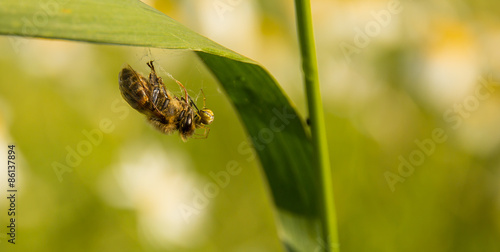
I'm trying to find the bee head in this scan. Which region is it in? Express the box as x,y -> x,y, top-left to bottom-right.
199,109 -> 214,125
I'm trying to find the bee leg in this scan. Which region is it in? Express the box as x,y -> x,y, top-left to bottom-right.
146,61 -> 155,71
150,85 -> 170,111
151,86 -> 159,105
160,91 -> 170,110
187,95 -> 200,112
157,80 -> 170,110
187,89 -> 206,113
147,61 -> 168,110
148,64 -> 159,89
147,61 -> 163,97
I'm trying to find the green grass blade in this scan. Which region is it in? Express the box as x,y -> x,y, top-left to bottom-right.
0,0 -> 249,63
197,51 -> 322,251
0,0 -> 324,250
294,0 -> 339,251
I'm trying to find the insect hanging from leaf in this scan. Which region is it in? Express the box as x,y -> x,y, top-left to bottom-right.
119,61 -> 214,141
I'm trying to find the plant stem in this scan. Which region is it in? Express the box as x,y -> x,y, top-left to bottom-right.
293,0 -> 339,251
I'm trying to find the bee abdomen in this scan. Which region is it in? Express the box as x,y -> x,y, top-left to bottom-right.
148,116 -> 177,135
119,66 -> 151,114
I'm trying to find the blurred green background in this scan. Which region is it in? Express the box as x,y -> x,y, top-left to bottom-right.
1,0 -> 500,251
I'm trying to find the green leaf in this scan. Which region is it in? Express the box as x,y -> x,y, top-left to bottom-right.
0,0 -> 322,250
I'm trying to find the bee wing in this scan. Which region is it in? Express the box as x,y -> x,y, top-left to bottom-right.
120,63 -> 182,124
119,65 -> 162,117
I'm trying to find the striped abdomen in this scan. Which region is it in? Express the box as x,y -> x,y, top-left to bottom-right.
119,65 -> 152,114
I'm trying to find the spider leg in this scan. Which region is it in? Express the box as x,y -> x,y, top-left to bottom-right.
200,89 -> 207,108
173,79 -> 189,103
192,126 -> 210,139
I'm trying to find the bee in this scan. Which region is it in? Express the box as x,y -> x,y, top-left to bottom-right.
118,61 -> 214,141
